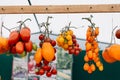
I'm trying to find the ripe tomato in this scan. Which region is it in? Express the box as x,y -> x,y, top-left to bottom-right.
39,34 -> 45,40
47,66 -> 51,71
39,69 -> 45,75
72,35 -> 76,39
74,50 -> 80,56
20,27 -> 30,42
15,41 -> 24,54
115,29 -> 120,39
68,46 -> 72,51
35,71 -> 39,75
51,69 -> 57,75
69,49 -> 75,54
43,60 -> 49,65
43,65 -> 51,71
24,40 -> 33,52
50,40 -> 56,46
8,31 -> 20,46
72,39 -> 77,44
44,37 -> 51,42
36,62 -> 42,67
43,65 -> 49,71
74,46 -> 79,50
10,46 -> 16,54
46,72 -> 52,77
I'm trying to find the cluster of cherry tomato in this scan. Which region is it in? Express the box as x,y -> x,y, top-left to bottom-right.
56,29 -> 82,55
35,34 -> 57,77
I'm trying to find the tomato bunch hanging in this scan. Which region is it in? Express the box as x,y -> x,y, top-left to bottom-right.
83,15 -> 104,74
34,16 -> 57,77
56,23 -> 82,55
102,26 -> 120,63
8,19 -> 33,57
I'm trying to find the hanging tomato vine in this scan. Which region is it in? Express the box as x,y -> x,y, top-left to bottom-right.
0,18 -> 36,57
102,26 -> 120,63
34,16 -> 57,77
56,22 -> 82,55
82,15 -> 104,74
6,18 -> 34,57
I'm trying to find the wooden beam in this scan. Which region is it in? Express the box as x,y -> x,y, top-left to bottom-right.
0,4 -> 120,14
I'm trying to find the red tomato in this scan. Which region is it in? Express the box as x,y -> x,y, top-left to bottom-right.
46,72 -> 52,77
52,56 -> 56,61
43,60 -> 49,65
10,46 -> 16,54
20,27 -> 31,42
8,31 -> 20,46
115,29 -> 120,39
39,69 -> 45,75
74,50 -> 80,56
51,69 -> 57,75
50,40 -> 56,46
15,41 -> 24,54
39,34 -> 45,40
43,65 -> 49,71
24,40 -> 33,52
47,66 -> 51,71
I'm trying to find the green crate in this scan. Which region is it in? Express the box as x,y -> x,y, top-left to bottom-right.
72,50 -> 120,80
0,54 -> 13,80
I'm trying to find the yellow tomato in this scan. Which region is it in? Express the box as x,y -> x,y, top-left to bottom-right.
66,34 -> 72,41
83,63 -> 89,71
68,40 -> 73,46
67,30 -> 73,35
58,37 -> 64,44
87,50 -> 93,59
96,61 -> 102,67
63,43 -> 69,49
99,65 -> 104,71
90,64 -> 96,71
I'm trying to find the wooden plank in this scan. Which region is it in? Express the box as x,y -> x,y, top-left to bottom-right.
0,4 -> 120,14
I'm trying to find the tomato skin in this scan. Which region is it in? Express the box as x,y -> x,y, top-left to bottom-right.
8,31 -> 20,46
50,40 -> 56,46
44,37 -> 51,42
39,69 -> 45,75
15,41 -> 24,54
39,34 -> 45,40
43,60 -> 49,65
43,65 -> 49,71
52,56 -> 56,61
20,27 -> 31,42
24,40 -> 33,52
10,46 -> 16,54
51,69 -> 57,75
46,72 -> 52,77
115,29 -> 120,39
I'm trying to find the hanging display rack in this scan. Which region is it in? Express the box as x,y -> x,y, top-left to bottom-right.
0,4 -> 120,14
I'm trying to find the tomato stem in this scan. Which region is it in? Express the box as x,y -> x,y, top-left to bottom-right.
0,22 -> 11,36
110,26 -> 118,45
82,15 -> 96,29
18,18 -> 31,30
39,16 -> 53,38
